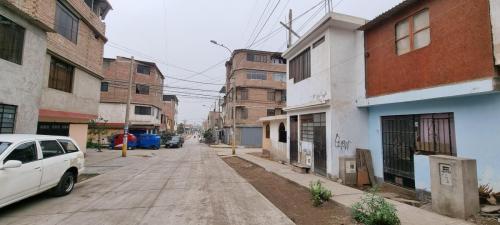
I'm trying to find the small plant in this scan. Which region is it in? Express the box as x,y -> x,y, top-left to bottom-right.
352,188 -> 400,225
309,180 -> 332,207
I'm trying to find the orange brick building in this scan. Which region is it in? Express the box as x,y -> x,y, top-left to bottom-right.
221,49 -> 287,147
99,57 -> 165,135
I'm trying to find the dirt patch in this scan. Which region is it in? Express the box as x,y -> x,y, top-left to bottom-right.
222,156 -> 356,225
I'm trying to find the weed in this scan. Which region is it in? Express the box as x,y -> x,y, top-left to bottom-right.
352,188 -> 400,225
310,180 -> 332,207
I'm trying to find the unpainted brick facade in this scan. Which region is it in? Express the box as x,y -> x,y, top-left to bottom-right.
101,57 -> 165,111
364,0 -> 497,97
2,0 -> 108,76
223,50 -> 287,128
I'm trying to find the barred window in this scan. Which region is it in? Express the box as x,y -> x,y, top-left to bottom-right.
49,57 -> 74,93
0,104 -> 16,134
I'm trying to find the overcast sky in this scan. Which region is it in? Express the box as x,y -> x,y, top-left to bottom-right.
103,0 -> 403,125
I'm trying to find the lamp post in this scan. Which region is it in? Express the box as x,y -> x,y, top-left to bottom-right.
210,40 -> 235,155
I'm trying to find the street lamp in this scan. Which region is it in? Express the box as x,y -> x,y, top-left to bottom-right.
210,40 -> 232,55
210,40 -> 235,155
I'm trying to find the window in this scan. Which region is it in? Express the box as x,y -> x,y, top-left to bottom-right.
289,48 -> 311,83
40,140 -> 65,158
278,123 -> 286,143
55,1 -> 79,43
100,82 -> 109,92
0,142 -> 12,156
396,9 -> 430,55
58,139 -> 79,153
137,64 -> 151,75
0,104 -> 16,134
247,70 -> 267,80
265,124 -> 270,138
0,15 -> 25,64
136,84 -> 149,95
135,106 -> 152,115
247,53 -> 267,63
49,57 -> 74,93
271,56 -> 286,64
313,36 -> 325,48
272,73 -> 286,82
239,108 -> 248,119
267,109 -> 275,117
240,88 -> 249,100
280,90 -> 287,102
4,142 -> 37,164
267,90 -> 275,101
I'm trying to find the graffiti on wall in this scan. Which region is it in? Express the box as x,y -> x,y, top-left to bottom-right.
335,133 -> 352,152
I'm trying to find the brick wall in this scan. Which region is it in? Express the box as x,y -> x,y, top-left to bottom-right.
101,58 -> 165,110
3,0 -> 108,76
223,50 -> 287,128
364,0 -> 496,97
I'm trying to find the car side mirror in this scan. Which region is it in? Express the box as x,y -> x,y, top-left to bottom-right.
2,160 -> 22,169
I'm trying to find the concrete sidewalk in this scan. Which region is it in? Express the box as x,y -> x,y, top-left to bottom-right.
215,148 -> 472,225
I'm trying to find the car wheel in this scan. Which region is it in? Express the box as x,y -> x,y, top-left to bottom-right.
50,171 -> 76,197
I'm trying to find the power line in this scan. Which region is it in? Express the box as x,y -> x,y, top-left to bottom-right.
249,0 -> 282,47
246,0 -> 273,47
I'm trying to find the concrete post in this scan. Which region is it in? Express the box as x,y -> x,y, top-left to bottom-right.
429,155 -> 479,219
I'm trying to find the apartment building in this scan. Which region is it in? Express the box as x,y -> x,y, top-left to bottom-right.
283,13 -> 368,178
99,57 -> 165,136
358,0 -> 500,193
0,2 -> 49,134
161,94 -> 178,133
221,49 -> 287,147
0,0 -> 112,153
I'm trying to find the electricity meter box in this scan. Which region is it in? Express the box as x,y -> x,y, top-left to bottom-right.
429,155 -> 479,219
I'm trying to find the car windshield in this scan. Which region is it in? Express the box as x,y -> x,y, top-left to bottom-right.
0,142 -> 12,155
171,136 -> 180,141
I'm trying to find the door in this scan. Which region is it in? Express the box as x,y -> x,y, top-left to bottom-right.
240,127 -> 262,147
289,116 -> 298,163
301,113 -> 327,176
381,113 -> 455,189
37,123 -> 70,136
0,142 -> 42,206
39,140 -> 69,189
313,117 -> 327,176
382,116 -> 416,189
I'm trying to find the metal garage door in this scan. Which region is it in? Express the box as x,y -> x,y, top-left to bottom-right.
240,127 -> 262,147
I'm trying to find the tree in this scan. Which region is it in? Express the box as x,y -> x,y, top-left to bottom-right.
177,123 -> 185,134
88,117 -> 109,152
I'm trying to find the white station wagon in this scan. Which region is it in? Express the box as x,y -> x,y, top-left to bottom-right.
0,134 -> 85,208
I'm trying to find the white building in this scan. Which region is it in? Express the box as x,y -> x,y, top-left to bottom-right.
283,13 -> 368,178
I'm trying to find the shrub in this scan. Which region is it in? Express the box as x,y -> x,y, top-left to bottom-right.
352,189 -> 400,225
310,180 -> 332,207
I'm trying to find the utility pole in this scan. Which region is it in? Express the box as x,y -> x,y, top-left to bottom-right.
288,9 -> 292,47
122,56 -> 134,157
280,10 -> 300,47
232,77 -> 236,155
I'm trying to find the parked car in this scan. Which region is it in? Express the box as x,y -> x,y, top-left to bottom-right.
0,134 -> 85,208
166,136 -> 183,148
137,134 -> 161,149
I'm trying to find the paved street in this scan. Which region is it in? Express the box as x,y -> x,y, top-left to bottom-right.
0,139 -> 293,225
